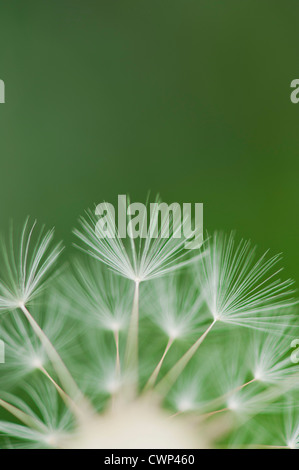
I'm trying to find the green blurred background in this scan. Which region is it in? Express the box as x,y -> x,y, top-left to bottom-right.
0,1 -> 298,282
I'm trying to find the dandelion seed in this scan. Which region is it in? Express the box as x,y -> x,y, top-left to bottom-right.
0,219 -> 63,310
0,221 -> 87,410
74,197 -> 203,392
197,233 -> 296,330
63,258 -> 133,333
250,327 -> 297,383
0,301 -> 76,388
144,274 -> 204,341
168,373 -> 210,415
154,234 -> 296,396
155,320 -> 216,397
283,405 -> 299,449
74,197 -> 200,284
143,274 -> 204,390
0,380 -> 74,448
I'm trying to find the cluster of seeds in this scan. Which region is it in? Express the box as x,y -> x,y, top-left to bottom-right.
0,203 -> 298,448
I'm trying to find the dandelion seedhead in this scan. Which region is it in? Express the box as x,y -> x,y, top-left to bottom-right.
0,204 -> 298,449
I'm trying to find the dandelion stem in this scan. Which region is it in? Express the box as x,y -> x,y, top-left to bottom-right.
144,337 -> 174,391
200,407 -> 229,419
39,366 -> 86,422
114,330 -> 121,376
217,378 -> 257,406
19,304 -> 88,411
155,320 -> 216,397
199,378 -> 257,415
236,378 -> 256,391
124,281 -> 140,392
0,398 -> 45,432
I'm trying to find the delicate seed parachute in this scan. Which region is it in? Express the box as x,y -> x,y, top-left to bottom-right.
0,219 -> 63,310
0,207 -> 298,449
197,233 -> 296,330
73,197 -> 202,283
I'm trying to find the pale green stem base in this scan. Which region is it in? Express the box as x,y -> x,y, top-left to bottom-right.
124,281 -> 140,396
155,320 -> 216,397
144,337 -> 174,392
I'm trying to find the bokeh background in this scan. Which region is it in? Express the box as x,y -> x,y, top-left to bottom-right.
0,1 -> 298,283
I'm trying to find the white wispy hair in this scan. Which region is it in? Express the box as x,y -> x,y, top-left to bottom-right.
63,258 -> 133,332
199,334 -> 257,413
284,409 -> 299,449
213,377 -> 296,422
144,273 -> 204,340
0,299 -> 78,388
72,331 -> 131,401
197,232 -> 296,331
0,220 -> 86,417
250,327 -> 297,384
73,197 -> 204,384
73,198 -> 201,283
226,398 -> 299,449
0,380 -> 73,448
0,220 -> 63,310
167,364 -> 216,414
0,312 -> 46,384
163,332 -> 298,423
154,235 -> 297,397
221,373 -> 298,419
162,331 -> 295,419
